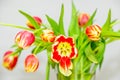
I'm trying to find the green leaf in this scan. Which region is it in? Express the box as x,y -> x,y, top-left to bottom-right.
0,22 -> 32,31
110,19 -> 120,27
19,10 -> 40,29
46,15 -> 60,35
85,43 -> 98,64
106,37 -> 120,44
102,9 -> 111,31
11,44 -> 18,48
68,2 -> 80,40
85,9 -> 97,26
93,40 -> 105,68
59,4 -> 65,35
84,73 -> 92,80
102,31 -> 120,38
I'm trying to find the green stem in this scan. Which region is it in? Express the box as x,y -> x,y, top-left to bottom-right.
77,39 -> 90,62
33,28 -> 45,34
80,56 -> 84,80
91,64 -> 98,74
12,48 -> 23,56
83,63 -> 91,72
73,60 -> 78,80
46,61 -> 50,80
73,35 -> 90,80
41,23 -> 49,28
33,43 -> 42,55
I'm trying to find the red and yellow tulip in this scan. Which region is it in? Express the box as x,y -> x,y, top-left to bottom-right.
26,16 -> 42,29
51,35 -> 78,76
15,31 -> 35,49
41,29 -> 55,42
24,54 -> 39,72
86,25 -> 101,41
2,50 -> 18,70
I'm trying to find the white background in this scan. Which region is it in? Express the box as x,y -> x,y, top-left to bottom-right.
0,0 -> 120,80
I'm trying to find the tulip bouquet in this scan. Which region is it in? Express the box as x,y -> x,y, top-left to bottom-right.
0,2 -> 120,80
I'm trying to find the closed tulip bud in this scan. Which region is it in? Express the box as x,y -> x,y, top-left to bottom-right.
2,50 -> 18,70
15,31 -> 35,49
26,16 -> 42,29
41,29 -> 55,42
78,13 -> 90,27
86,25 -> 101,41
24,54 -> 39,72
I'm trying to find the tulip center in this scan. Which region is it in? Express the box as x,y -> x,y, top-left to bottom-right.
57,42 -> 72,57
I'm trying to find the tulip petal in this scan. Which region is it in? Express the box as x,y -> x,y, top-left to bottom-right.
70,47 -> 78,59
59,57 -> 73,76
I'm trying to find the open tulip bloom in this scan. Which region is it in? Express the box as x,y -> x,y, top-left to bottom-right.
0,2 -> 120,80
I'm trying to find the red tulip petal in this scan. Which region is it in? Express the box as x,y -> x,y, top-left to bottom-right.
59,57 -> 73,76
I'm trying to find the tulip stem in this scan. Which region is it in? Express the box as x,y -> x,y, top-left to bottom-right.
46,61 -> 50,80
41,23 -> 49,28
12,48 -> 23,56
33,28 -> 45,34
33,43 -> 42,55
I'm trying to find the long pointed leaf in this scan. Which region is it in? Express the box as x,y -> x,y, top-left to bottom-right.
110,19 -> 120,27
86,9 -> 97,26
68,2 -> 80,40
19,10 -> 40,29
102,31 -> 120,38
46,15 -> 60,35
0,22 -> 32,31
102,9 -> 111,31
59,4 -> 65,35
85,43 -> 98,64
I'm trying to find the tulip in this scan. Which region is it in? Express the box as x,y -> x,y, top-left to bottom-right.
86,25 -> 101,41
26,16 -> 42,29
41,29 -> 55,42
15,31 -> 35,49
78,13 -> 90,26
2,50 -> 18,70
51,35 -> 78,76
24,54 -> 39,72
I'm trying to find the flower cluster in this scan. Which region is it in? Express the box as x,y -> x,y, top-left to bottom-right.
0,2 -> 120,80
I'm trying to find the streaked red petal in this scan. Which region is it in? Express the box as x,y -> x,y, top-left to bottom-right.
51,51 -> 61,63
59,57 -> 73,76
66,37 -> 74,46
70,47 -> 78,59
56,35 -> 66,42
